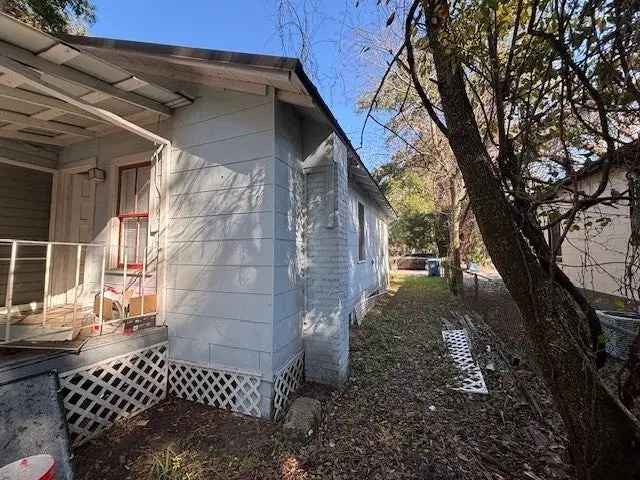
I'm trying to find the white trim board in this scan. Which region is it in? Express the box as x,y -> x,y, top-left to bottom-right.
0,155 -> 57,173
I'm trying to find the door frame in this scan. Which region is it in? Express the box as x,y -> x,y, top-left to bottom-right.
48,159 -> 97,305
48,157 -> 96,242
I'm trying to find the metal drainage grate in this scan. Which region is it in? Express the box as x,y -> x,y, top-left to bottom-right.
442,329 -> 488,394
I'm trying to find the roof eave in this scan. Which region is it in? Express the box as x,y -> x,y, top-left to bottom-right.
61,34 -> 396,217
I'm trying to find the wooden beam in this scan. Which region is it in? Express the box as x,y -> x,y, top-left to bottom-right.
0,129 -> 65,146
276,90 -> 315,109
0,109 -> 96,137
0,138 -> 59,159
0,85 -> 106,123
0,140 -> 57,169
0,40 -> 171,117
0,155 -> 57,173
75,48 -> 269,96
0,55 -> 170,145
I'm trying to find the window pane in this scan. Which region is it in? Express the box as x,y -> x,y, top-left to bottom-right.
119,218 -> 138,265
136,166 -> 151,213
119,168 -> 137,214
138,217 -> 148,266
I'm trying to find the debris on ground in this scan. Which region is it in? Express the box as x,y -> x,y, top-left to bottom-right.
74,273 -> 574,479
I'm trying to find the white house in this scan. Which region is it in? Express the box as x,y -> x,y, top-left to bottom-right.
551,150 -> 638,308
0,13 -> 392,445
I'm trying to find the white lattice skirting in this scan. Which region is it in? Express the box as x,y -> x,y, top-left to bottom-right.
442,329 -> 488,394
59,342 -> 168,447
168,360 -> 262,417
272,350 -> 304,420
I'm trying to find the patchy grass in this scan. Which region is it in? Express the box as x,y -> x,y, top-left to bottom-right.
149,447 -> 202,480
74,273 -> 572,480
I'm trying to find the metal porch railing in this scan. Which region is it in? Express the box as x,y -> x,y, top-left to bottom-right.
0,230 -> 157,346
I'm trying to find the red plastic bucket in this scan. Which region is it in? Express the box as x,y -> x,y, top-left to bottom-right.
0,454 -> 55,479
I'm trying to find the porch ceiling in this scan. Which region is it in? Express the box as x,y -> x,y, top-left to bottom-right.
0,13 -> 191,148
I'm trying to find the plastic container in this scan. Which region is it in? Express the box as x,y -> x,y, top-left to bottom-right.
425,258 -> 441,277
0,455 -> 55,480
597,310 -> 640,360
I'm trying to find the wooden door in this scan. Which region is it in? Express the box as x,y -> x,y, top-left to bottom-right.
50,173 -> 96,306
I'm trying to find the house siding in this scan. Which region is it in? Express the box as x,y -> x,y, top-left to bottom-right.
346,183 -> 390,318
272,101 -> 305,374
167,85 -> 276,416
560,168 -> 632,301
51,81 -> 391,410
0,162 -> 52,306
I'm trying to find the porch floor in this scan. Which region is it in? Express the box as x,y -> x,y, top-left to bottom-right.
0,304 -> 93,346
0,325 -> 167,384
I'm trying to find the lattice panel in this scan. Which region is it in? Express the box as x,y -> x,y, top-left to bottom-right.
59,342 -> 168,447
168,361 -> 261,417
442,329 -> 488,394
272,350 -> 304,420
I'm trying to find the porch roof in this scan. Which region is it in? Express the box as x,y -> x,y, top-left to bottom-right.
0,13 -> 191,148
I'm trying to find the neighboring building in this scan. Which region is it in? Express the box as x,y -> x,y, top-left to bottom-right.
0,12 -> 392,445
551,149 -> 639,308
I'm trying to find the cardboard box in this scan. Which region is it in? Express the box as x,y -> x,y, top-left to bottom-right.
128,294 -> 157,316
93,297 -> 114,321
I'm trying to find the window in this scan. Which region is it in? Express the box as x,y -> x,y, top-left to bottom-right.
358,202 -> 365,261
629,172 -> 640,246
117,164 -> 150,268
548,221 -> 563,262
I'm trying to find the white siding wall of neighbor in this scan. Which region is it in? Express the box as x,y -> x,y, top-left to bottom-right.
167,85 -> 276,417
561,168 -> 632,301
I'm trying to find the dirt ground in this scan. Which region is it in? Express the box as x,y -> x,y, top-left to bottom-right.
74,273 -> 574,479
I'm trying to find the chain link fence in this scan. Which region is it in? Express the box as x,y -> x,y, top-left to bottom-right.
461,272 -> 537,366
461,271 -> 638,419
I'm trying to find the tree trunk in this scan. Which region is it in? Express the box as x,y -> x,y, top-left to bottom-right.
425,10 -> 640,478
448,176 -> 463,296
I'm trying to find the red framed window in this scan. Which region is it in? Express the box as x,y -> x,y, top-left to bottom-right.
117,163 -> 151,269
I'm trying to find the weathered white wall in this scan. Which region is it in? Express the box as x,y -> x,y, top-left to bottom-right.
303,133 -> 351,384
346,183 -> 390,319
0,138 -> 57,171
272,101 -> 305,374
166,85 -> 276,416
300,128 -> 391,385
560,168 -> 631,300
54,83 -> 391,409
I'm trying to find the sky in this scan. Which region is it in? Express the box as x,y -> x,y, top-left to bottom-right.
89,0 -> 396,170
